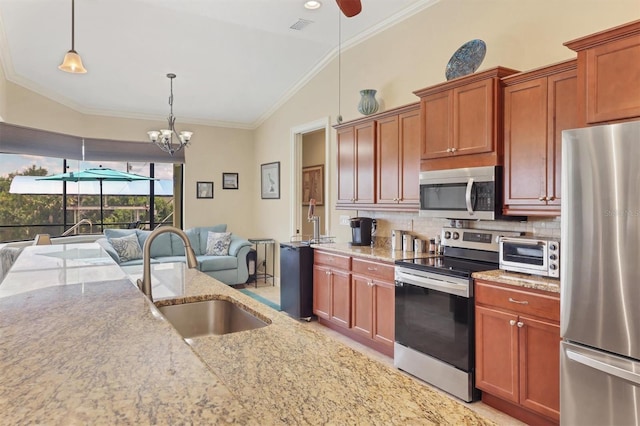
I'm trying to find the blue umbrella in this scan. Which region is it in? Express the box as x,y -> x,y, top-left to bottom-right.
37,167 -> 156,231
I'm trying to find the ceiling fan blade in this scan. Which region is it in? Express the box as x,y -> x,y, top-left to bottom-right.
336,0 -> 362,17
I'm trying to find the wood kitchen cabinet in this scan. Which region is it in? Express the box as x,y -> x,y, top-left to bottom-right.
314,250 -> 395,357
565,19 -> 640,126
414,67 -> 519,171
502,60 -> 578,216
351,258 -> 395,354
475,279 -> 560,425
336,120 -> 375,207
376,104 -> 420,209
313,251 -> 351,328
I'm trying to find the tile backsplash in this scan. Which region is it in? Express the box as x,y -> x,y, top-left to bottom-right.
361,210 -> 560,249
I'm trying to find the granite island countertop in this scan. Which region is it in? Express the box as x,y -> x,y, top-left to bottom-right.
1,243 -> 495,425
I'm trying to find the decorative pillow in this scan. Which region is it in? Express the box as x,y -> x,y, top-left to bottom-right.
109,233 -> 143,262
205,232 -> 232,256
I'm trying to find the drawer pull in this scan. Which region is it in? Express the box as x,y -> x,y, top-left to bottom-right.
509,320 -> 516,326
508,297 -> 529,305
367,267 -> 377,271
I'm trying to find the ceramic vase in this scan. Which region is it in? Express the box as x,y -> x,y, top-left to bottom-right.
357,89 -> 379,115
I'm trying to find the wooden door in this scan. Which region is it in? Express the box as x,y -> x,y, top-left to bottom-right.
336,126 -> 355,204
518,315 -> 561,422
354,122 -> 376,204
351,274 -> 374,338
312,264 -> 331,320
546,69 -> 578,207
330,268 -> 351,328
503,77 -> 548,207
372,279 -> 395,347
453,78 -> 495,156
475,305 -> 519,403
421,91 -> 451,159
376,115 -> 400,205
398,108 -> 421,205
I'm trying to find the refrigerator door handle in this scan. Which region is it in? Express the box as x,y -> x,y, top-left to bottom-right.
566,349 -> 640,386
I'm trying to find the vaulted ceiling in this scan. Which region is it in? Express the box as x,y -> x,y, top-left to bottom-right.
0,0 -> 432,128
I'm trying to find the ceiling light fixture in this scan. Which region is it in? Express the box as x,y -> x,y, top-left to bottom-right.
304,1 -> 322,10
147,73 -> 193,156
58,0 -> 87,74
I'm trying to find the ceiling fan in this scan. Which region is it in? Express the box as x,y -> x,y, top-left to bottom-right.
336,0 -> 362,17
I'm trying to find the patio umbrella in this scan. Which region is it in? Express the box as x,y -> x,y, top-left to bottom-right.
37,167 -> 156,231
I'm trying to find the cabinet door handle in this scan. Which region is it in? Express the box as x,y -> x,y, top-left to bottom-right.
538,196 -> 545,201
446,148 -> 452,153
547,196 -> 555,201
509,319 -> 516,326
509,297 -> 529,305
451,147 -> 457,153
517,321 -> 524,328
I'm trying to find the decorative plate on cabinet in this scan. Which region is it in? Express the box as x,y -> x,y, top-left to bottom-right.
445,39 -> 487,80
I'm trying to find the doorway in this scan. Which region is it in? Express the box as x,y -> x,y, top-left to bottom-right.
290,118 -> 331,241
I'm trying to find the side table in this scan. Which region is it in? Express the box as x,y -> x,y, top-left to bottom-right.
248,238 -> 275,287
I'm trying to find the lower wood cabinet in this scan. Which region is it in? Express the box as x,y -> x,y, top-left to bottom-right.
313,251 -> 351,328
475,279 -> 560,425
313,250 -> 395,357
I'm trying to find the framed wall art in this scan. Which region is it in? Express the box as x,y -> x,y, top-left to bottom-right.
196,181 -> 213,199
222,172 -> 239,189
261,161 -> 280,199
302,164 -> 324,206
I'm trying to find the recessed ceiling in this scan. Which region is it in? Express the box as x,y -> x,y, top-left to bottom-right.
0,0 -> 433,128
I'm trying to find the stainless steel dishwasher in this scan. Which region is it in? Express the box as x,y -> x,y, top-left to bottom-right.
279,242 -> 314,320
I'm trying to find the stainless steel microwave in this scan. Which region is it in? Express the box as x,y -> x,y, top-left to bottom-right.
419,166 -> 504,220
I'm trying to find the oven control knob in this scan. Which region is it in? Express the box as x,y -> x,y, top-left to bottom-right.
549,243 -> 558,251
444,231 -> 451,239
549,254 -> 558,261
452,232 -> 459,240
550,264 -> 558,270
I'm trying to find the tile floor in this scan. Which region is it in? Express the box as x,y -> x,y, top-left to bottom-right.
241,282 -> 526,426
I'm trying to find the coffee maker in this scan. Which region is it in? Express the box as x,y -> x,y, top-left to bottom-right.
350,217 -> 375,246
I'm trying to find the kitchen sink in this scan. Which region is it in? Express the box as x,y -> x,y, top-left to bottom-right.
157,299 -> 268,338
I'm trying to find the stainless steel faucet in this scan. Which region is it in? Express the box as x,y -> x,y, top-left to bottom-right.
307,198 -> 320,243
137,226 -> 198,302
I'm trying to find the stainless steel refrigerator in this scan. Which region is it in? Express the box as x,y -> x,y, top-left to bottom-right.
561,120 -> 640,425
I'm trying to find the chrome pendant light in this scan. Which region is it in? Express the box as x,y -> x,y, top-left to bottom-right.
147,73 -> 193,156
59,0 -> 87,74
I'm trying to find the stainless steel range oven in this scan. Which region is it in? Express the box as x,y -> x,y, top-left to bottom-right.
394,227 -> 522,402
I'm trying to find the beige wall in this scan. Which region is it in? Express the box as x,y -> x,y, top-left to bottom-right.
0,63 -> 6,121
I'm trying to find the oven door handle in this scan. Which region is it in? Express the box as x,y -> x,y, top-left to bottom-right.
395,270 -> 469,298
465,178 -> 475,216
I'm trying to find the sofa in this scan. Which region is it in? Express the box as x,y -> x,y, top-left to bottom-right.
96,225 -> 253,286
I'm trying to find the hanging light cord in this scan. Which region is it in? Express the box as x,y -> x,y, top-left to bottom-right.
337,11 -> 343,124
71,0 -> 76,51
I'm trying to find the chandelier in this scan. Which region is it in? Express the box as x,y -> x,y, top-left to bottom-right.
147,73 -> 193,155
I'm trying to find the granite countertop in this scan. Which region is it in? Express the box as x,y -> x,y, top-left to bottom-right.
310,242 -> 433,263
1,243 -> 494,425
472,270 -> 560,294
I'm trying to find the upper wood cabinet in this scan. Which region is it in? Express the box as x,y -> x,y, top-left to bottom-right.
564,19 -> 640,125
414,67 -> 519,171
502,60 -> 578,216
376,104 -> 420,207
335,103 -> 420,211
336,121 -> 376,206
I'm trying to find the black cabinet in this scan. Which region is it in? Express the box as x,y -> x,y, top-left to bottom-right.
280,243 -> 314,319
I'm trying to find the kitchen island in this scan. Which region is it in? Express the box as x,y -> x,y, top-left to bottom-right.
0,243 -> 494,425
